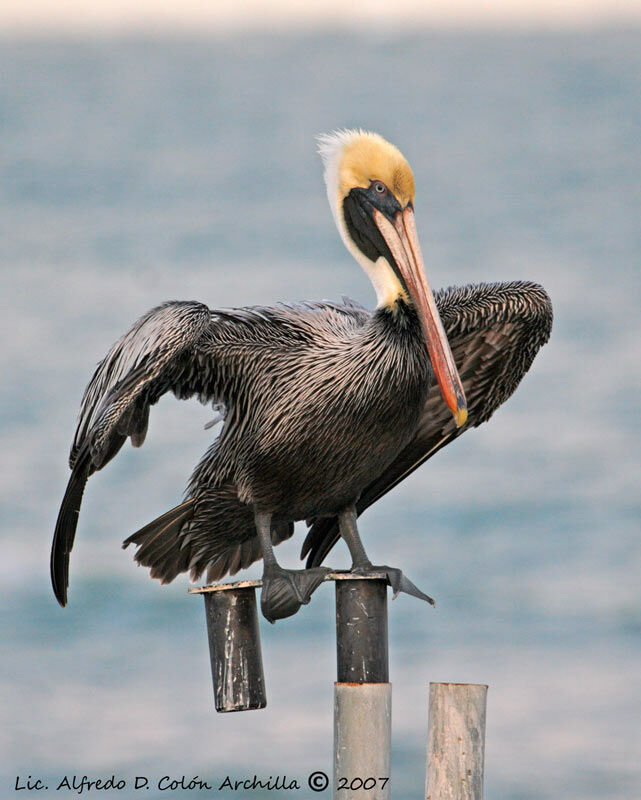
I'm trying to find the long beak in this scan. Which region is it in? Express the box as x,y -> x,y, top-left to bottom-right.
373,206 -> 468,427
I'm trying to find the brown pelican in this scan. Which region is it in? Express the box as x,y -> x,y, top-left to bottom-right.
51,130 -> 552,622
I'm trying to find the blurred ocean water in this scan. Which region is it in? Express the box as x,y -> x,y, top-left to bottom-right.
1,30 -> 640,799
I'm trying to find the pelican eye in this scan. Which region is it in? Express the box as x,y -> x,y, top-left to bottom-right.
373,181 -> 386,194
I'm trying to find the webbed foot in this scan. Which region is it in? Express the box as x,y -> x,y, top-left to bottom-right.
352,564 -> 435,605
261,565 -> 330,623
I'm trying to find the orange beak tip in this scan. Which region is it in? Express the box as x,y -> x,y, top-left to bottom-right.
454,406 -> 468,428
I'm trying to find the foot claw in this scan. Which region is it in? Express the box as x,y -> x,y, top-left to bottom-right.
261,566 -> 330,622
352,564 -> 435,606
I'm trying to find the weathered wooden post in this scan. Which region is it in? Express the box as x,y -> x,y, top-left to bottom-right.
333,572 -> 391,800
425,682 -> 487,800
189,580 -> 266,713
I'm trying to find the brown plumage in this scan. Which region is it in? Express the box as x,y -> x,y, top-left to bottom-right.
301,281 -> 553,567
51,131 -> 552,620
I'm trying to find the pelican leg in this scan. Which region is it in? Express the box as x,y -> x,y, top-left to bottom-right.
338,506 -> 435,606
255,511 -> 329,623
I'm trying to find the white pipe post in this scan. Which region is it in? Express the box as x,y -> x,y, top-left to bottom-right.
334,683 -> 391,800
425,682 -> 488,800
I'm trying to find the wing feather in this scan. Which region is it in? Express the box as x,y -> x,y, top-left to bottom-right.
302,280 -> 553,567
52,300 -> 211,606
53,296 -> 367,604
70,301 -> 212,469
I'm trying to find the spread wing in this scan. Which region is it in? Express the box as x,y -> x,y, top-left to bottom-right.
51,301 -> 213,606
51,297 -> 368,606
301,280 -> 553,568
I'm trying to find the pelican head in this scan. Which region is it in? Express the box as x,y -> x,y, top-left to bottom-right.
318,129 -> 467,427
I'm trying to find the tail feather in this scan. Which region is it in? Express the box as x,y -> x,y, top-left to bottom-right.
135,522 -> 190,575
123,500 -> 195,584
124,491 -> 295,587
51,453 -> 91,607
301,516 -> 340,568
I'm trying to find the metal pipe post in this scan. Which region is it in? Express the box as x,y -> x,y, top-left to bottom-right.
190,580 -> 266,713
425,682 -> 488,800
333,574 -> 391,800
335,574 -> 388,682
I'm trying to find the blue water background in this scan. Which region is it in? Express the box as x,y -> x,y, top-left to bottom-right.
1,30 -> 640,799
